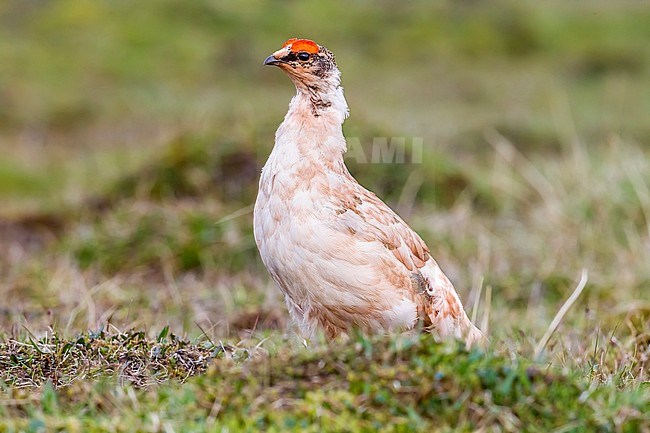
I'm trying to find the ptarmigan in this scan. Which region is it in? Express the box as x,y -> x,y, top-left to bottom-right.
254,38 -> 484,346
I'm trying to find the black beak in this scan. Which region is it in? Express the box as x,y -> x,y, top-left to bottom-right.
263,54 -> 282,66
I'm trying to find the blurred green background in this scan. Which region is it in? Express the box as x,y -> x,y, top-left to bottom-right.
0,0 -> 649,369
1,0 -> 649,214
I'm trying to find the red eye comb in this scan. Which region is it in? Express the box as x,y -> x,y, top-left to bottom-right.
282,38 -> 298,48
282,38 -> 319,54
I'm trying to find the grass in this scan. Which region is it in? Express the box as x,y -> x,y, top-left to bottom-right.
1,333 -> 648,432
1,328 -> 225,388
0,0 -> 649,431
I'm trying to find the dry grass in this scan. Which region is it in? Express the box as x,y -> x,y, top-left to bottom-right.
0,328 -> 229,388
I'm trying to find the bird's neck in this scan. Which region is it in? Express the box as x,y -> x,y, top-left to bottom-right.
269,80 -> 349,171
291,75 -> 349,122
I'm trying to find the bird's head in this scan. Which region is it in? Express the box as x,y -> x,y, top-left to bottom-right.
263,38 -> 340,92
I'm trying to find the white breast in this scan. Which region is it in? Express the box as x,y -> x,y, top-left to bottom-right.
253,157 -> 418,337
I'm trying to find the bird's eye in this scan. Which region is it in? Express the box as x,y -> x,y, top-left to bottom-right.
297,52 -> 310,61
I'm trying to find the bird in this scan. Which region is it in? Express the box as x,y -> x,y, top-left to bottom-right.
254,38 -> 485,346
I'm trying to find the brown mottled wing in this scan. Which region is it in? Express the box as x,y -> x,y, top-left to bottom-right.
331,180 -> 430,272
348,194 -> 471,335
328,177 -> 484,345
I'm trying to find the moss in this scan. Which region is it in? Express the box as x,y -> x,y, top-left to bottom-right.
1,334 -> 648,432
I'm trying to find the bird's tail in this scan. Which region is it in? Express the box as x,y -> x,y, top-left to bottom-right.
422,292 -> 488,348
463,320 -> 488,348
